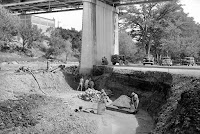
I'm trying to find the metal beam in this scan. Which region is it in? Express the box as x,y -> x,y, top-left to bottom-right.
114,0 -> 173,6
2,0 -> 83,14
2,0 -> 55,7
100,0 -> 114,5
10,4 -> 44,10
17,7 -> 83,15
2,0 -> 82,7
2,0 -> 172,14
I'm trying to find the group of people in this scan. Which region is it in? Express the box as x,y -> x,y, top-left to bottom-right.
98,90 -> 139,114
77,75 -> 139,114
77,76 -> 95,91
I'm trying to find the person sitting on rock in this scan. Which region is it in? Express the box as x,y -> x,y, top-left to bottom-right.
77,76 -> 84,91
130,92 -> 139,114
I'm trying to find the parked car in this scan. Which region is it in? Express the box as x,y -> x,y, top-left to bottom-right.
161,57 -> 173,66
182,57 -> 195,66
143,55 -> 154,65
111,54 -> 128,65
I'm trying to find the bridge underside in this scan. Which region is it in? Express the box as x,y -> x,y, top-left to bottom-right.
1,0 -> 172,15
1,0 -> 83,15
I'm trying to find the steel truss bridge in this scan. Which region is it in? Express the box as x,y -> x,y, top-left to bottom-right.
1,0 -> 172,15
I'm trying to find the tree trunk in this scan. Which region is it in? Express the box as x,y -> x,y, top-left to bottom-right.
66,52 -> 69,62
147,44 -> 151,56
22,42 -> 25,52
145,43 -> 151,56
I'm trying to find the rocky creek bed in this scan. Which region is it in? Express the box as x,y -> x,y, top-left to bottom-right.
92,66 -> 200,134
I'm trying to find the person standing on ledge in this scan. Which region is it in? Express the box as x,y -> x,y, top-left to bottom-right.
88,77 -> 94,89
84,78 -> 89,90
130,92 -> 139,114
77,76 -> 84,91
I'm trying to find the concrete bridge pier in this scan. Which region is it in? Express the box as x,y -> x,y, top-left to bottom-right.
80,0 -> 119,75
114,7 -> 119,55
80,0 -> 96,75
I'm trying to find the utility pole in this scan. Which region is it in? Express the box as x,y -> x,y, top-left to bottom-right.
57,21 -> 61,27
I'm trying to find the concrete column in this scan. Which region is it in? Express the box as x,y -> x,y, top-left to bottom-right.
80,0 -> 96,74
96,1 -> 115,65
114,7 -> 119,55
79,0 -> 119,74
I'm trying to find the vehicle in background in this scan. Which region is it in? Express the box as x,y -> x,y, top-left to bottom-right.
143,55 -> 154,65
111,55 -> 128,65
161,57 -> 173,66
182,57 -> 195,66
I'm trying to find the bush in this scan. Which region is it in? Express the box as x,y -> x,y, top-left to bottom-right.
0,41 -> 10,52
166,89 -> 200,134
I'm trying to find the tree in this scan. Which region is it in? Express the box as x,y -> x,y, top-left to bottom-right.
119,0 -> 181,56
160,6 -> 200,59
18,23 -> 43,51
119,31 -> 138,62
119,0 -> 200,61
0,6 -> 20,42
57,27 -> 82,51
51,27 -> 82,61
45,28 -> 72,61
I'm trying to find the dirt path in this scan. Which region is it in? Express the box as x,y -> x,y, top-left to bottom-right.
53,92 -> 154,134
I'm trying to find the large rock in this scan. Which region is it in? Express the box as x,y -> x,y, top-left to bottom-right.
112,95 -> 131,108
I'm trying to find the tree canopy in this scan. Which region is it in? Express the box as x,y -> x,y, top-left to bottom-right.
57,27 -> 82,51
18,23 -> 43,51
45,28 -> 72,61
52,27 -> 82,61
0,5 -> 20,42
119,31 -> 137,62
119,0 -> 200,61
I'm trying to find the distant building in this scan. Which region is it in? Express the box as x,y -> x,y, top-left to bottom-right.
20,15 -> 55,36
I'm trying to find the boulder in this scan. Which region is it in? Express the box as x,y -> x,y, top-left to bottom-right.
112,95 -> 131,108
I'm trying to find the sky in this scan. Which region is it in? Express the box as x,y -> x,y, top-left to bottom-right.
37,10 -> 83,31
37,0 -> 200,31
180,0 -> 200,23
